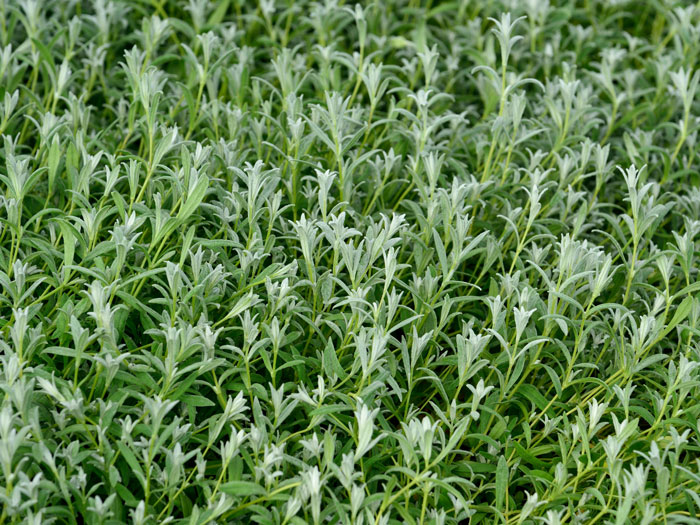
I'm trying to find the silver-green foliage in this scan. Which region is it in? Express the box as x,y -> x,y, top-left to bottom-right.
0,0 -> 699,523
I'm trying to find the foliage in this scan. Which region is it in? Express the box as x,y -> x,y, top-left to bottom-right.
1,0 -> 700,523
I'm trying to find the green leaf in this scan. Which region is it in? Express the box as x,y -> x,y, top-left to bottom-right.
47,135 -> 61,195
56,220 -> 77,278
219,480 -> 266,497
495,456 -> 508,512
180,224 -> 196,266
322,339 -> 346,380
516,383 -> 553,415
207,0 -> 230,26
658,295 -> 694,340
116,441 -> 146,490
178,174 -> 209,222
180,394 -> 216,407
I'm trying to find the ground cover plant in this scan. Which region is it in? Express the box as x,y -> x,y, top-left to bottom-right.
1,0 -> 700,523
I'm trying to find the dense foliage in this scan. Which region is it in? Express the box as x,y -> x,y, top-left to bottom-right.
1,0 -> 700,523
